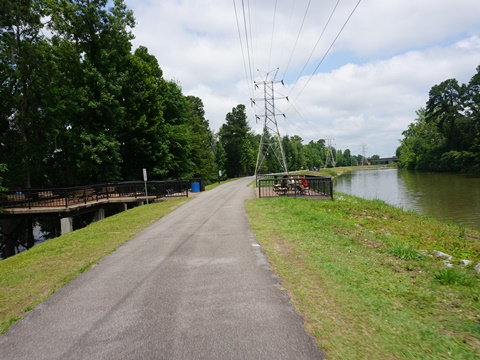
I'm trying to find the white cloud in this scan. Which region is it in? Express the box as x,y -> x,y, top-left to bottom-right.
123,0 -> 480,157
338,0 -> 480,56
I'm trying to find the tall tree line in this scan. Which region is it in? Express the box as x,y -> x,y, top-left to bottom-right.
0,0 -> 217,189
397,65 -> 480,173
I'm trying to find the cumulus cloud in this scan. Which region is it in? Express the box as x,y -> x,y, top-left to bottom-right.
124,0 -> 480,157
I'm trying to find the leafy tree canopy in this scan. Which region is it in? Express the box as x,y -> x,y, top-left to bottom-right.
397,65 -> 480,173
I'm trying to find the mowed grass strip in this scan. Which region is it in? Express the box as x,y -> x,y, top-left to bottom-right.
0,198 -> 189,334
246,194 -> 480,360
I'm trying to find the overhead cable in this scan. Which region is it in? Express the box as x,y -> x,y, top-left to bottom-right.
287,0 -> 363,113
267,0 -> 278,71
281,0 -> 312,81
288,0 -> 341,97
233,0 -> 254,100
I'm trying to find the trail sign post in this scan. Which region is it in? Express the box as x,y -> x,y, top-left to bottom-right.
143,168 -> 149,204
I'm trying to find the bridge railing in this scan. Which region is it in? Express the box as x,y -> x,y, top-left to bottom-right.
0,180 -> 192,209
257,175 -> 333,199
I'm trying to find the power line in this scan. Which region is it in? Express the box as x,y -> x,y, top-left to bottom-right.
278,0 -> 298,77
281,0 -> 312,81
267,0 -> 278,71
246,0 -> 255,84
287,0 -> 340,96
287,0 -> 363,111
233,0 -> 254,100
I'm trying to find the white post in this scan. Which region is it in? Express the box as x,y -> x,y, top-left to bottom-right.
143,168 -> 149,204
61,217 -> 73,234
94,208 -> 105,222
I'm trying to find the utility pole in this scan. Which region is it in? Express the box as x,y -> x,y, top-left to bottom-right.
253,68 -> 288,175
325,138 -> 336,168
360,144 -> 368,166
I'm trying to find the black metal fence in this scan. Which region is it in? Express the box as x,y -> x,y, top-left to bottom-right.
257,175 -> 333,199
0,180 -> 192,209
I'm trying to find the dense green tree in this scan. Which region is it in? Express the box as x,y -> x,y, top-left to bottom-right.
185,95 -> 216,182
1,1 -> 243,191
464,66 -> 480,172
44,0 -> 135,184
343,149 -> 357,166
397,109 -> 445,170
212,134 -> 227,182
0,164 -> 7,193
241,135 -> 257,175
219,104 -> 253,177
398,65 -> 480,173
161,80 -> 194,179
335,149 -> 344,167
282,136 -> 292,171
118,46 -> 168,180
0,0 -> 53,188
303,140 -> 325,169
283,135 -> 305,171
426,79 -> 468,151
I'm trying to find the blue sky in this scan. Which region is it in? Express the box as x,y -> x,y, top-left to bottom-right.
122,0 -> 480,157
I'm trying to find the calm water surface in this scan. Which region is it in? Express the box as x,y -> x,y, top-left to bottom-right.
333,168 -> 480,230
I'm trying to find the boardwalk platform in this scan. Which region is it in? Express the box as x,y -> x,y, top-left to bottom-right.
0,180 -> 191,217
0,180 -> 194,257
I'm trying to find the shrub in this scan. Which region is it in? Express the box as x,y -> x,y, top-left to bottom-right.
434,268 -> 477,286
388,243 -> 425,261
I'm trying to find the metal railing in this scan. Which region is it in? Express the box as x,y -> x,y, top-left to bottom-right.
0,180 -> 192,209
257,175 -> 333,199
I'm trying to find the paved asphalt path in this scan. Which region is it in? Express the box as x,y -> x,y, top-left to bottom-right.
1,177 -> 324,359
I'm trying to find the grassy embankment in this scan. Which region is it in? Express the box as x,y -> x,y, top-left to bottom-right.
0,198 -> 190,334
246,170 -> 480,359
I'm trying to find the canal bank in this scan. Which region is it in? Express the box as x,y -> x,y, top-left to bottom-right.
247,193 -> 480,359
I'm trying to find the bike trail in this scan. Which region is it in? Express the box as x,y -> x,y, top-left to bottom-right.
1,177 -> 324,359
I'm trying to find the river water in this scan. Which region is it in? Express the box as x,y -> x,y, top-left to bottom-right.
333,168 -> 480,230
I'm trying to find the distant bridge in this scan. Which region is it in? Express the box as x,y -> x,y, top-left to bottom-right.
369,157 -> 398,165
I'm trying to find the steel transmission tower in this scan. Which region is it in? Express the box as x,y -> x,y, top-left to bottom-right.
252,69 -> 288,175
360,144 -> 368,166
325,138 -> 336,168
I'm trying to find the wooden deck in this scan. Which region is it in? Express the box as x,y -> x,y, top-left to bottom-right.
1,195 -> 158,216
0,180 -> 192,217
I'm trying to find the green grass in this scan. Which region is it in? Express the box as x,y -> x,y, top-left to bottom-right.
0,198 -> 189,334
387,242 -> 426,261
246,194 -> 480,359
434,268 -> 477,287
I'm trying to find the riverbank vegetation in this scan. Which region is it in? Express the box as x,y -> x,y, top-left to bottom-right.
246,195 -> 480,359
397,65 -> 480,174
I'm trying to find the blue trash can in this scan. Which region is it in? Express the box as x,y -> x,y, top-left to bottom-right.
191,182 -> 200,192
